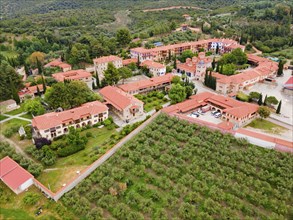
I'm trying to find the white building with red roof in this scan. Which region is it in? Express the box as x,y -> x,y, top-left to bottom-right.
18,84 -> 45,101
44,59 -> 72,72
177,52 -> 212,80
0,156 -> 34,194
130,38 -> 244,62
99,86 -> 144,122
93,55 -> 123,81
163,91 -> 259,127
214,54 -> 278,94
0,99 -> 19,113
52,69 -> 93,90
140,60 -> 166,76
32,101 -> 108,140
118,74 -> 174,95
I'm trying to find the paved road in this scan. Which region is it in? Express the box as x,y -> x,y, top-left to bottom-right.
1,112 -> 32,124
0,134 -> 31,160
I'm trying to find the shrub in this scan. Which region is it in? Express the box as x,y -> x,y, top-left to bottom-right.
86,132 -> 93,138
102,118 -> 112,126
236,92 -> 250,102
3,125 -> 20,138
23,192 -> 40,205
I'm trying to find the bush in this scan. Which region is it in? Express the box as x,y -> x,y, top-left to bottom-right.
23,192 -> 40,205
86,132 -> 93,138
57,143 -> 86,157
3,125 -> 20,138
236,92 -> 250,102
102,118 -> 112,126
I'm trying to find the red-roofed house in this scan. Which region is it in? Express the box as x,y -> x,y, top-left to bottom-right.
140,60 -> 166,76
122,58 -> 138,66
177,52 -> 212,80
52,69 -> 93,90
18,84 -> 45,101
44,59 -> 72,72
99,86 -> 144,122
32,101 -> 108,140
214,54 -> 278,94
93,55 -> 123,81
0,156 -> 34,194
163,92 -> 259,127
118,74 -> 174,95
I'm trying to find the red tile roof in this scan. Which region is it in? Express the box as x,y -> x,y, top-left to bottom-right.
0,156 -> 33,191
99,86 -> 143,111
93,55 -> 122,64
18,84 -> 44,97
118,74 -> 174,93
32,101 -> 108,130
122,58 -> 138,66
163,92 -> 258,119
140,60 -> 165,69
52,69 -> 92,81
284,76 -> 293,90
44,59 -> 71,69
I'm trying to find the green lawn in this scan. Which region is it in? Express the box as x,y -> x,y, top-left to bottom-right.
20,113 -> 33,119
246,118 -> 287,134
0,114 -> 8,121
37,126 -> 118,192
0,118 -> 30,133
0,182 -> 75,219
6,104 -> 25,115
135,91 -> 169,112
270,48 -> 293,60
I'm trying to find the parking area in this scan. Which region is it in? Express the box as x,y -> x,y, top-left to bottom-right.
186,110 -> 223,125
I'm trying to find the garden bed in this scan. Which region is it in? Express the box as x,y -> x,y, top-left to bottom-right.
135,91 -> 169,112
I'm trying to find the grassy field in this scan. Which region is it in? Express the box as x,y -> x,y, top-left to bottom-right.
5,104 -> 25,116
246,118 -> 287,134
269,48 -> 293,60
135,91 -> 169,112
37,126 -> 118,192
61,114 -> 293,219
0,182 -> 75,220
20,113 -> 33,119
0,115 -> 8,121
0,118 -> 30,133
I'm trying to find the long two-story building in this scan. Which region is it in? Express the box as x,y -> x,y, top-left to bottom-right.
32,101 -> 108,140
93,55 -> 123,81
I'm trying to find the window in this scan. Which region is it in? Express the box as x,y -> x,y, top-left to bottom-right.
44,129 -> 49,133
56,126 -> 61,129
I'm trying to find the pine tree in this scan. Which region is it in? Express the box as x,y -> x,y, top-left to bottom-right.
212,57 -> 216,70
263,95 -> 268,106
258,93 -> 263,105
276,100 -> 282,114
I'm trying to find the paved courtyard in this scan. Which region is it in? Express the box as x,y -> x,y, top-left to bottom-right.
117,75 -> 149,85
186,111 -> 223,125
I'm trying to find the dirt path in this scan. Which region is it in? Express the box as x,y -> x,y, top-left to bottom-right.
252,46 -> 262,55
143,6 -> 208,12
0,134 -> 31,159
97,10 -> 131,30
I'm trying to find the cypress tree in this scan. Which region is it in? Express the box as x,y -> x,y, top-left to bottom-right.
174,55 -> 177,69
216,62 -> 220,72
36,57 -> 43,75
137,55 -> 140,68
216,44 -> 219,54
276,100 -> 282,114
41,75 -> 46,93
212,57 -> 216,70
258,93 -> 263,105
204,72 -> 208,86
96,72 -> 100,88
36,85 -> 41,96
9,78 -> 20,104
277,60 -> 284,76
220,64 -> 224,74
24,63 -> 30,76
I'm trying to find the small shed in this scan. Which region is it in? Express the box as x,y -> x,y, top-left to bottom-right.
0,99 -> 19,113
0,156 -> 34,194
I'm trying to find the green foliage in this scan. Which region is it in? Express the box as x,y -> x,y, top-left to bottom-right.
24,98 -> 45,116
249,91 -> 261,100
276,100 -> 282,114
258,93 -> 263,105
0,141 -> 43,177
204,73 -> 217,90
26,145 -> 57,166
171,75 -> 181,84
169,84 -> 186,104
266,96 -> 279,105
236,92 -> 250,102
61,114 -> 293,219
277,60 -> 285,76
57,127 -> 88,157
178,50 -> 195,63
45,81 -> 98,109
116,28 -> 132,47
104,62 -> 120,85
258,106 -> 270,119
22,192 -> 40,206
118,66 -> 132,83
0,61 -> 23,101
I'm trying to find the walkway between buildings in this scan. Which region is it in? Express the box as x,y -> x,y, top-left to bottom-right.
34,111 -> 161,201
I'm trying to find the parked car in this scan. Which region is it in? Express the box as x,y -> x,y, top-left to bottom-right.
214,112 -> 222,118
197,109 -> 204,115
211,110 -> 218,115
192,112 -> 200,117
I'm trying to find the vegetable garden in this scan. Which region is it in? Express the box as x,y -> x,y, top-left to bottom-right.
61,114 -> 293,219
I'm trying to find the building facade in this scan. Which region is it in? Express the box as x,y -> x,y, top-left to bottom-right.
52,69 -> 94,90
93,55 -> 123,81
177,52 -> 212,80
32,101 -> 108,140
18,84 -> 45,102
140,60 -> 166,76
44,59 -> 72,72
118,74 -> 174,95
99,86 -> 144,122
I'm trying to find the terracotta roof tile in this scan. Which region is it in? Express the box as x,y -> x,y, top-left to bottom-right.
93,55 -> 122,64
52,69 -> 92,81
